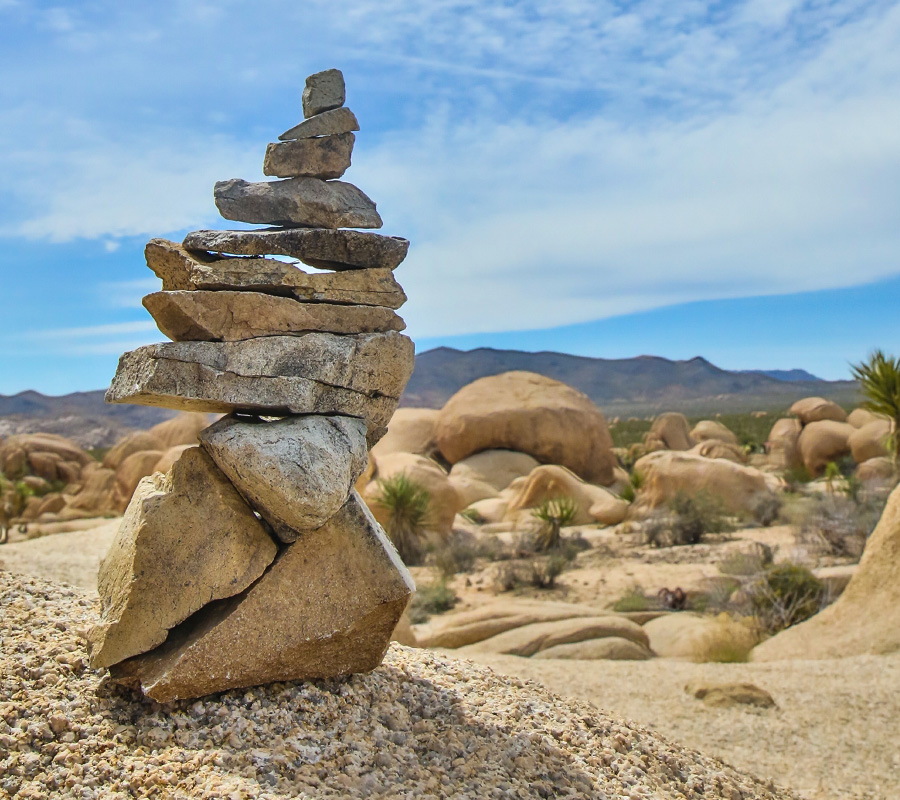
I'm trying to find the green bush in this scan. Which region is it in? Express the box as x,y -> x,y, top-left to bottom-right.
408,580 -> 457,624
532,496 -> 579,551
797,493 -> 885,559
748,563 -> 825,634
432,539 -> 478,577
612,587 -> 655,613
375,474 -> 431,566
644,490 -> 732,547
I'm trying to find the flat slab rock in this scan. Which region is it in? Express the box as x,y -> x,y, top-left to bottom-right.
215,177 -> 382,229
146,239 -> 406,309
263,132 -> 354,179
143,290 -> 405,342
302,68 -> 345,118
183,228 -> 409,271
280,106 -> 359,141
105,332 -> 414,443
200,414 -> 369,542
110,491 -> 415,702
87,447 -> 277,669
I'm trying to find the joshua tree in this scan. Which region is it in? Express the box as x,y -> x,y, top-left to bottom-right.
375,473 -> 431,566
532,496 -> 579,551
851,350 -> 900,467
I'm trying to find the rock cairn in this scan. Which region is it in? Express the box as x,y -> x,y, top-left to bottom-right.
88,68 -> 416,702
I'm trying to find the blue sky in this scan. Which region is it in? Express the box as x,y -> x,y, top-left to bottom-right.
1,0 -> 899,394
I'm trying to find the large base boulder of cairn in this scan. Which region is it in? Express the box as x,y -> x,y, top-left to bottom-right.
89,69 -> 417,701
753,482 -> 900,660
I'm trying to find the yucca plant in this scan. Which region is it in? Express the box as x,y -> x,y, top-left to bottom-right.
374,473 -> 431,566
531,496 -> 579,551
851,349 -> 900,467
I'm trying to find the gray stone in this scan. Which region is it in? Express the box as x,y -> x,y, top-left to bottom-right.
183,228 -> 409,271
143,290 -> 405,342
110,491 -> 415,702
147,239 -> 407,308
105,332 -> 415,444
200,415 -> 368,542
215,177 -> 382,229
87,447 -> 277,669
279,107 -> 359,141
302,68 -> 345,118
263,132 -> 354,179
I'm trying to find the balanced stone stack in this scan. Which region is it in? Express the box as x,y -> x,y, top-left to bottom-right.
88,69 -> 416,702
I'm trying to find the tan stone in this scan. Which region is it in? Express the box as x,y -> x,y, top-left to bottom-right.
144,291 -> 404,342
263,133 -> 354,179
690,420 -> 739,446
147,239 -> 407,307
646,413 -> 695,451
643,613 -> 757,662
504,464 -> 628,527
465,496 -> 509,524
106,333 -> 414,445
631,451 -> 779,516
148,413 -> 212,448
449,450 -> 540,493
110,492 -> 415,702
460,615 -> 649,657
686,682 -> 776,708
534,637 -> 654,660
200,415 -> 368,542
789,397 -> 847,424
362,452 -> 463,536
848,408 -> 887,428
115,450 -> 164,501
797,420 -> 854,476
279,106 -> 359,141
391,612 -> 418,647
302,68 -> 345,117
753,482 -> 900,660
0,434 -> 91,477
153,444 -> 196,474
766,418 -> 803,470
848,420 -> 892,463
857,457 -> 896,483
26,451 -> 62,482
688,440 -> 747,463
435,371 -> 616,485
88,448 -> 277,669
102,432 -> 166,470
370,408 -> 441,460
65,468 -> 122,516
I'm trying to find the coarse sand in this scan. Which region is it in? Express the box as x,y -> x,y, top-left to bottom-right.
0,570 -> 797,800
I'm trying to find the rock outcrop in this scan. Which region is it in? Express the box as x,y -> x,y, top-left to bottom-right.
89,69 -> 416,701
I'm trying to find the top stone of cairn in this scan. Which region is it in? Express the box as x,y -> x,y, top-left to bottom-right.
303,68 -> 345,118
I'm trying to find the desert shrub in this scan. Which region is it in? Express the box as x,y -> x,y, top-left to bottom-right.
751,494 -> 782,527
748,563 -> 825,634
783,465 -> 814,489
612,587 -> 655,613
797,493 -> 886,559
529,554 -> 568,589
432,538 -> 478,577
375,473 -> 431,566
495,552 -> 573,592
694,615 -> 759,662
619,470 -> 644,503
459,507 -> 484,524
718,543 -> 774,576
644,490 -> 732,547
532,496 -> 579,551
408,580 -> 457,624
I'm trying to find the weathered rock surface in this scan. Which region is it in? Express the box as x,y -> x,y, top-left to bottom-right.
87,448 -> 277,669
148,412 -> 212,448
686,682 -> 776,709
279,106 -> 360,141
114,449 -> 164,501
110,492 -> 415,702
105,332 -> 414,444
848,419 -> 892,463
183,228 -> 409,271
435,371 -> 616,485
797,420 -> 854,476
263,132 -> 354,179
153,444 -> 196,475
690,420 -> 739,446
0,433 -> 91,480
102,431 -> 166,470
766,418 -> 803,470
789,397 -> 847,425
144,290 -> 405,341
148,239 -> 406,308
688,440 -> 747,463
370,408 -> 441,460
644,613 -> 758,662
302,68 -> 345,118
646,413 -> 695,452
848,407 -> 887,428
214,177 -> 382,229
534,637 -> 654,660
857,456 -> 896,482
200,415 -> 368,542
449,449 -> 540,493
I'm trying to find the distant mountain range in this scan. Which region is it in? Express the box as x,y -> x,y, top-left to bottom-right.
400,348 -> 858,416
0,349 -> 859,447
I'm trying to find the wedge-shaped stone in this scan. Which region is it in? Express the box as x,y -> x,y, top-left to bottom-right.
105,332 -> 415,444
183,228 -> 409,271
263,132 -> 354,179
302,68 -> 345,117
110,491 -> 415,702
215,177 -> 382,229
87,447 -> 277,669
280,107 -> 359,141
147,239 -> 407,308
143,290 -> 405,342
200,415 -> 368,542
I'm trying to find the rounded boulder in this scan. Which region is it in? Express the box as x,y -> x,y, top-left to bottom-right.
690,420 -> 738,446
797,420 -> 854,476
789,397 -> 847,425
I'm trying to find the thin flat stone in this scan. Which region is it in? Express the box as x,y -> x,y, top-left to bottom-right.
279,107 -> 359,141
199,415 -> 368,542
146,239 -> 407,308
183,229 -> 409,271
263,132 -> 354,179
105,332 -> 415,443
109,491 -> 415,702
87,447 -> 277,669
214,177 -> 382,229
302,68 -> 345,118
143,290 -> 405,341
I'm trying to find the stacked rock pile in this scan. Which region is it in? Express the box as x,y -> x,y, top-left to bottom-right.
88,68 -> 416,702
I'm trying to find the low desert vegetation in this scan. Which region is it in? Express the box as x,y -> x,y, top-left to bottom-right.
643,490 -> 733,547
375,473 -> 431,566
408,579 -> 458,624
852,349 -> 900,465
531,496 -> 579,551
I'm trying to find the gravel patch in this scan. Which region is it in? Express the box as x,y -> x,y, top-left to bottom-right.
0,570 -> 797,799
